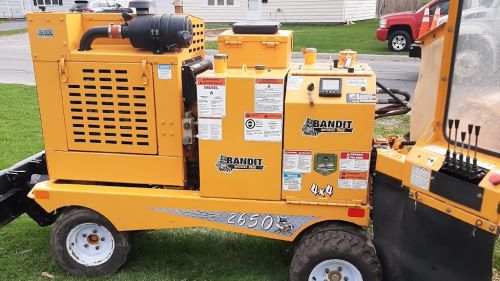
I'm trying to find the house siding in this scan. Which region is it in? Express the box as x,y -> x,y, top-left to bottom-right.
0,0 -> 72,18
345,0 -> 377,22
183,0 -> 350,23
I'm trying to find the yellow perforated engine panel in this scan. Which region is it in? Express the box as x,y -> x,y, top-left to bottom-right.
61,62 -> 158,155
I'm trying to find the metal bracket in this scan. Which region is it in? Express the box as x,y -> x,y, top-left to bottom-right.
58,57 -> 67,83
141,59 -> 148,85
182,112 -> 195,145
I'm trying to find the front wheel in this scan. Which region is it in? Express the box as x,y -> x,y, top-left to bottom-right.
290,223 -> 382,281
388,30 -> 412,52
50,207 -> 131,276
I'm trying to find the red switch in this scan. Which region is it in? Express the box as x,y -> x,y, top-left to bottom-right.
489,173 -> 500,185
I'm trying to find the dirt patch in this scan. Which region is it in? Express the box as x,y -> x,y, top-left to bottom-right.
206,28 -> 229,41
494,269 -> 500,281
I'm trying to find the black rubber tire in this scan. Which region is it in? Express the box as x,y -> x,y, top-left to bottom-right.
50,207 -> 131,277
290,223 -> 382,281
388,30 -> 412,52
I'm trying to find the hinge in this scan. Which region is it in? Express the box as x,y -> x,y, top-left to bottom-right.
262,41 -> 280,48
58,57 -> 67,83
141,59 -> 148,85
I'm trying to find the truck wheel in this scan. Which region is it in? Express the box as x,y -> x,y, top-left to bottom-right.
290,223 -> 382,281
50,208 -> 131,276
388,30 -> 411,52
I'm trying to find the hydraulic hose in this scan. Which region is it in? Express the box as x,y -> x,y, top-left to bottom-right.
78,26 -> 110,51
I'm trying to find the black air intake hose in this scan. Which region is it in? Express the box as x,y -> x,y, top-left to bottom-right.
78,14 -> 193,54
78,26 -> 109,51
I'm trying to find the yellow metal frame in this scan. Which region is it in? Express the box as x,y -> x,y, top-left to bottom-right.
375,0 -> 500,234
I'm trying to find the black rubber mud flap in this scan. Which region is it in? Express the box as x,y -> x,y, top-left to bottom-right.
0,151 -> 55,228
372,173 -> 496,281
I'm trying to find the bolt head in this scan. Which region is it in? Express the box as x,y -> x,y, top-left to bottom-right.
84,244 -> 89,248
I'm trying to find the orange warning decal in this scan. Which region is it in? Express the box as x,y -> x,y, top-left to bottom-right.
197,77 -> 225,86
339,171 -> 368,180
255,78 -> 284,84
244,113 -> 282,119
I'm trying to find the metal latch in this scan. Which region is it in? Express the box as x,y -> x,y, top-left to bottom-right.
141,59 -> 148,85
261,41 -> 280,48
58,57 -> 67,83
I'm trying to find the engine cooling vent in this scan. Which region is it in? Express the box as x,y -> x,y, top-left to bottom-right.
61,62 -> 158,155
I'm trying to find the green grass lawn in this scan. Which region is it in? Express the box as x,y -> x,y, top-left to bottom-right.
207,20 -> 396,55
0,28 -> 28,37
0,84 -> 497,280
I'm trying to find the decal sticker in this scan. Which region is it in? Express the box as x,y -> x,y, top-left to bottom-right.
197,78 -> 226,118
314,154 -> 338,176
347,77 -> 368,88
302,118 -> 354,137
244,113 -> 282,142
286,76 -> 304,91
36,28 -> 54,38
339,152 -> 370,171
310,184 -> 334,197
216,155 -> 264,174
338,152 -> 370,190
254,78 -> 284,113
346,93 -> 377,104
282,173 -> 302,191
198,118 -> 222,141
410,164 -> 431,190
283,150 -> 312,174
157,64 -> 172,80
338,171 -> 369,189
150,208 -> 318,237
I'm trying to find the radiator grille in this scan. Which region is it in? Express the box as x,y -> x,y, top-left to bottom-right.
187,17 -> 205,55
62,63 -> 157,155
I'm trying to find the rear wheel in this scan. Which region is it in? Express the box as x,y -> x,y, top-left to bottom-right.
50,208 -> 131,276
388,30 -> 412,52
290,223 -> 382,281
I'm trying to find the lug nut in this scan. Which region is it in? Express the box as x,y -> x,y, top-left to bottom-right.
338,266 -> 342,271
101,237 -> 106,241
84,244 -> 89,248
93,229 -> 98,234
96,246 -> 100,250
325,268 -> 330,273
344,277 -> 348,281
83,234 -> 87,238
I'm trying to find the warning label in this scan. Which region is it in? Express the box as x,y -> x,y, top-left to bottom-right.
244,113 -> 282,142
347,77 -> 368,88
338,171 -> 369,189
197,78 -> 226,118
338,152 -> 370,190
346,93 -> 377,104
339,152 -> 370,171
410,164 -> 431,190
287,76 -> 304,91
283,151 -> 312,174
254,79 -> 284,113
198,118 -> 222,141
283,173 -> 302,191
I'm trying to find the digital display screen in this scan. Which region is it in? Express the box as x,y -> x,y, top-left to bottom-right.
322,79 -> 340,91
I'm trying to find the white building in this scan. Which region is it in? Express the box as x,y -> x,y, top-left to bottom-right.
182,0 -> 377,23
1,0 -> 376,23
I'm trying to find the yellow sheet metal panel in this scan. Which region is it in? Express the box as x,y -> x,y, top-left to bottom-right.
283,63 -> 376,204
33,61 -> 68,151
198,68 -> 289,201
61,62 -> 158,155
31,180 -> 370,241
46,150 -> 184,186
217,30 -> 293,68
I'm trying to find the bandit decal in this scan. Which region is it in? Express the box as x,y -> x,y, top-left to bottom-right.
216,155 -> 264,174
302,118 -> 354,137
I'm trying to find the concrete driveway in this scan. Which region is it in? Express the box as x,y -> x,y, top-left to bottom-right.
0,33 -> 420,98
0,21 -> 27,31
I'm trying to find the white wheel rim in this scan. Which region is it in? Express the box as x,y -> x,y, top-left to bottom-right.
309,259 -> 363,281
66,223 -> 115,266
392,35 -> 407,50
455,50 -> 480,79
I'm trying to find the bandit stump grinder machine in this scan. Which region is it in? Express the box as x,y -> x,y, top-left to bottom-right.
0,0 -> 499,280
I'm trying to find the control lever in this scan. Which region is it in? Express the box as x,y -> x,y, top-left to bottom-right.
452,119 -> 460,171
459,132 -> 466,174
466,124 -> 473,175
472,125 -> 481,173
444,119 -> 454,170
333,59 -> 339,69
307,82 -> 315,107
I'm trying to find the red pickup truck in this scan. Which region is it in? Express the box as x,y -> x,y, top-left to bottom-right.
376,0 -> 450,52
